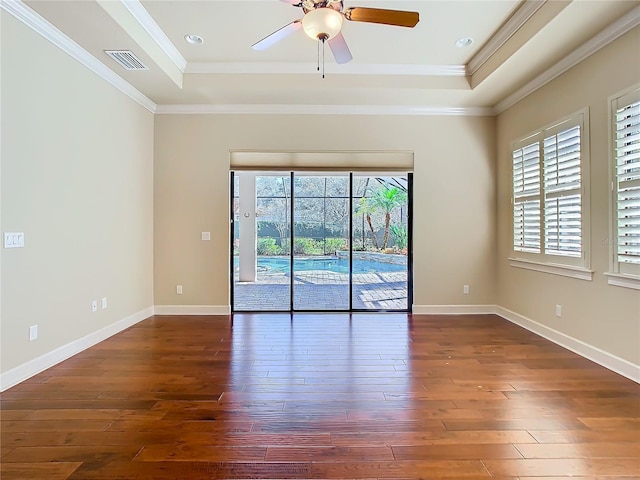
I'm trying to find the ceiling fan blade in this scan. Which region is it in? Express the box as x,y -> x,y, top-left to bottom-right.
252,20 -> 302,50
328,32 -> 352,64
344,7 -> 419,28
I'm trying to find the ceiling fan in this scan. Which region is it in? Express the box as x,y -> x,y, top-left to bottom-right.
251,0 -> 420,65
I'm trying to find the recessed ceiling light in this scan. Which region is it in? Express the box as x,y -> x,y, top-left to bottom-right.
455,37 -> 474,48
184,34 -> 204,45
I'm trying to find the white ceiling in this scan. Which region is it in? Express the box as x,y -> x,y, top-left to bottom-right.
14,0 -> 640,113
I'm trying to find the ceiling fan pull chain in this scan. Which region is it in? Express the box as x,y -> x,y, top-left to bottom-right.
317,38 -> 320,73
322,38 -> 325,79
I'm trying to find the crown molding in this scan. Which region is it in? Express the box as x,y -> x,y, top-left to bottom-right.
495,5 -> 640,114
11,0 -> 634,119
186,62 -> 467,77
468,0 -> 546,76
0,0 -> 479,117
1,0 -> 157,113
120,0 -> 187,73
155,104 -> 495,116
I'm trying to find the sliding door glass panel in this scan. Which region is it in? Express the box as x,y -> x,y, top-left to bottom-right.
232,171 -> 411,312
293,174 -> 350,311
233,173 -> 291,311
352,175 -> 409,310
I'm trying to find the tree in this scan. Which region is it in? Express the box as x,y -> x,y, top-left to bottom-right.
369,187 -> 407,249
356,197 -> 380,249
256,176 -> 290,253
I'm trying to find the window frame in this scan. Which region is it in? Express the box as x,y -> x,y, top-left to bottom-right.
509,109 -> 592,280
607,85 -> 640,290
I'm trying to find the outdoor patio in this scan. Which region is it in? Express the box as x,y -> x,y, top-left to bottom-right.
233,269 -> 408,311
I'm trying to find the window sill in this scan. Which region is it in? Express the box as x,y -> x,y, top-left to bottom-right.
604,273 -> 640,290
509,257 -> 593,281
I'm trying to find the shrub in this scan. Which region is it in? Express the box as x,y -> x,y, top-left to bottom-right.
257,238 -> 280,255
323,237 -> 347,254
391,225 -> 408,249
293,238 -> 319,255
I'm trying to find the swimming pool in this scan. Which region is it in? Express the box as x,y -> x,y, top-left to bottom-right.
235,256 -> 405,274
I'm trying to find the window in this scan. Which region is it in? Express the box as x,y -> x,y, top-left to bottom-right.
510,111 -> 591,279
513,142 -> 541,253
609,87 -> 640,288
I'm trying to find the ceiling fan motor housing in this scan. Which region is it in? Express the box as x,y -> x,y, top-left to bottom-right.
301,0 -> 343,14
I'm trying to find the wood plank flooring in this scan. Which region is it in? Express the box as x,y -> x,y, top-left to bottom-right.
1,313 -> 639,479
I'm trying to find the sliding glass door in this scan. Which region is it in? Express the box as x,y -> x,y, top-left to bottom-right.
352,175 -> 410,310
231,171 -> 411,312
233,173 -> 291,311
292,174 -> 350,310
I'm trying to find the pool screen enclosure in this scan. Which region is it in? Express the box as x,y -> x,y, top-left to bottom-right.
231,172 -> 412,312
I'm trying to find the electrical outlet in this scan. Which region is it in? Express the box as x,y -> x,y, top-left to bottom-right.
91,300 -> 98,313
29,325 -> 38,341
101,297 -> 108,309
177,285 -> 183,295
555,304 -> 562,317
463,284 -> 470,294
201,232 -> 211,241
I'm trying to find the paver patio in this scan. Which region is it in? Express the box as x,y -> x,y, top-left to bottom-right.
233,270 -> 408,311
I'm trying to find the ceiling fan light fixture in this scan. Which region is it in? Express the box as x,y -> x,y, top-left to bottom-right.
302,7 -> 343,41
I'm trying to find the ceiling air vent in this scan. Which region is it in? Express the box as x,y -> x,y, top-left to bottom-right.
104,50 -> 148,71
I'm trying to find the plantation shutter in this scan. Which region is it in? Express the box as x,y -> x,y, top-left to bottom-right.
511,111 -> 589,269
513,141 -> 541,253
543,124 -> 582,257
614,91 -> 640,267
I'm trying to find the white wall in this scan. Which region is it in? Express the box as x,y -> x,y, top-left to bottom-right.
3,4 -> 636,390
496,27 -> 640,367
0,13 -> 154,385
153,114 -> 497,311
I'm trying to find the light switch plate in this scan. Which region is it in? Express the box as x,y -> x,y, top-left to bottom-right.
201,232 -> 211,241
4,232 -> 25,248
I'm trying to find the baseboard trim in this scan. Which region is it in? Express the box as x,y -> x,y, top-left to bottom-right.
495,306 -> 640,383
153,305 -> 231,315
0,306 -> 154,392
412,303 -> 639,383
412,304 -> 496,315
2,304 -> 636,390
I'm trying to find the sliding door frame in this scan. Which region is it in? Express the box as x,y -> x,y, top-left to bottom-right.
349,172 -> 354,311
229,170 -> 235,311
289,171 -> 294,311
231,171 -> 413,313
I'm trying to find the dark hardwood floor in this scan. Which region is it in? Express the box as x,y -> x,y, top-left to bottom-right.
1,313 -> 639,479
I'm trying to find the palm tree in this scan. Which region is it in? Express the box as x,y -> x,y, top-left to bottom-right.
356,197 -> 379,249
370,187 -> 407,249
